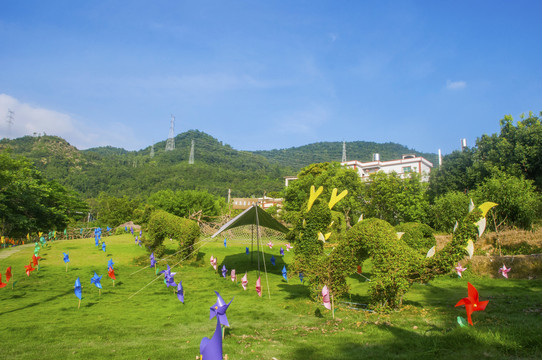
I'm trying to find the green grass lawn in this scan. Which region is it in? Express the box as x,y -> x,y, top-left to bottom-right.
1,234 -> 541,359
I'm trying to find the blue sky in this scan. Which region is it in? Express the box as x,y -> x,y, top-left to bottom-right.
1,1 -> 541,155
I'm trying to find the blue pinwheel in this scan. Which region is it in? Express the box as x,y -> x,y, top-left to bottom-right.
270,255 -> 276,266
224,238 -> 227,247
74,277 -> 82,308
245,247 -> 249,255
108,258 -> 114,270
282,266 -> 288,282
299,272 -> 304,283
102,242 -> 106,252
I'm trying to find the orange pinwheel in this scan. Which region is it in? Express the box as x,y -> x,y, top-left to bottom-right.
32,254 -> 41,267
25,263 -> 35,277
455,282 -> 489,326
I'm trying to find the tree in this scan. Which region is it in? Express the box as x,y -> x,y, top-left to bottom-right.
471,173 -> 541,230
91,193 -> 141,227
0,151 -> 87,237
430,191 -> 470,233
148,189 -> 226,221
362,172 -> 429,225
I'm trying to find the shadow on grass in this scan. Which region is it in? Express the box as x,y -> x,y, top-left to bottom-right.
0,288 -> 73,315
277,283 -> 310,300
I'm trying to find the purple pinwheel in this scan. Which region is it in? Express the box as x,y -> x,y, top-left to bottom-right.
159,265 -> 177,288
135,237 -> 138,245
177,281 -> 184,303
200,318 -> 222,360
130,227 -> 134,235
221,265 -> 227,278
280,247 -> 285,257
150,252 -> 156,268
209,291 -> 233,327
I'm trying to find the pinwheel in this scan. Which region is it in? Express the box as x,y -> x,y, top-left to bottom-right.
280,247 -> 285,257
134,237 -> 138,245
266,241 -> 273,249
357,265 -> 362,274
177,281 -> 184,303
455,263 -> 467,278
498,264 -> 511,279
241,272 -> 248,290
221,265 -> 227,278
95,236 -> 99,246
102,242 -> 106,252
91,272 -> 103,295
455,282 -> 489,326
230,269 -> 236,282
0,273 -> 6,288
426,246 -> 436,258
130,227 -> 134,235
245,247 -> 249,255
108,266 -> 116,286
282,266 -> 287,281
465,239 -> 474,259
6,266 -> 12,287
322,285 -> 331,310
25,263 -> 35,277
159,265 -> 177,287
209,291 -> 233,327
256,276 -> 262,297
150,253 -> 156,268
74,277 -> 82,308
139,230 -> 142,236
200,313 -> 224,359
286,243 -> 293,251
270,255 -> 276,266
299,272 -> 304,283
108,258 -> 114,270
223,238 -> 227,247
210,256 -> 217,271
32,254 -> 41,267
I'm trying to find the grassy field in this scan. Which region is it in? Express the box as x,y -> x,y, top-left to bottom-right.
1,234 -> 541,359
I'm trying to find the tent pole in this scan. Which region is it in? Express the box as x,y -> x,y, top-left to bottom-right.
255,206 -> 260,279
251,223 -> 254,265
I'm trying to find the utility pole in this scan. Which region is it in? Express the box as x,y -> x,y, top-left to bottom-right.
165,115 -> 175,151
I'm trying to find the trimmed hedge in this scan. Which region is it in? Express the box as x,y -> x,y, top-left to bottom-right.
145,210 -> 200,258
395,222 -> 436,254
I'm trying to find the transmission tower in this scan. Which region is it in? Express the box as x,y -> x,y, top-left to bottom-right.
165,115 -> 175,151
150,143 -> 155,158
5,109 -> 14,138
188,139 -> 195,164
341,141 -> 347,162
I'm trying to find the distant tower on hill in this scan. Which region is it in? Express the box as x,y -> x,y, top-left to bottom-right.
342,141 -> 347,162
165,115 -> 175,151
5,109 -> 14,138
150,143 -> 155,158
189,139 -> 195,164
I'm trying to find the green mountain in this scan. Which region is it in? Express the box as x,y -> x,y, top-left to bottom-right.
0,132 -> 436,200
254,141 -> 438,169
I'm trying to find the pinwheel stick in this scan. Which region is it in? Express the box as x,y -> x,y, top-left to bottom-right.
113,279 -> 115,287
78,299 -> 81,309
65,262 -> 68,273
99,289 -> 101,296
331,292 -> 335,320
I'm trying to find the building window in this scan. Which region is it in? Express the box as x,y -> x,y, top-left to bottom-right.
403,166 -> 412,173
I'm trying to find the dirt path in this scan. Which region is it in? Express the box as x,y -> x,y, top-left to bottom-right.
0,244 -> 32,260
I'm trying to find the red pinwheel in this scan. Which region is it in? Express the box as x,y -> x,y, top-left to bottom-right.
32,254 -> 41,267
0,273 -> 6,288
108,266 -> 116,280
25,263 -> 35,277
455,282 -> 489,326
5,267 -> 12,283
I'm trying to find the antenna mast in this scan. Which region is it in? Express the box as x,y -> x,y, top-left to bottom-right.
189,139 -> 194,164
341,141 -> 347,162
5,109 -> 14,138
150,143 -> 155,158
165,115 -> 175,151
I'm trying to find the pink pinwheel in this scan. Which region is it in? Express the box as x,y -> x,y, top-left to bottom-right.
230,269 -> 236,282
322,285 -> 331,310
455,263 -> 467,278
210,256 -> 217,271
286,243 -> 293,251
266,241 -> 273,249
241,272 -> 248,290
498,264 -> 511,279
256,276 -> 262,297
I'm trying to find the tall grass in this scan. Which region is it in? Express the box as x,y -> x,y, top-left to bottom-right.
1,234 -> 541,359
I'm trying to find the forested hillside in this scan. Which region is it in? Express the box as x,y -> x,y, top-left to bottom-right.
0,130 -> 436,200
254,141 -> 438,169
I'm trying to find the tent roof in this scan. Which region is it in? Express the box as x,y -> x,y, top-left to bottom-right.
211,205 -> 289,238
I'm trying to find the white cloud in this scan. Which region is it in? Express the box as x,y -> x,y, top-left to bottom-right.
446,80 -> 467,90
0,94 -> 138,150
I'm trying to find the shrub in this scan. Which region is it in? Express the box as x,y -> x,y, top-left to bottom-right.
430,191 -> 469,233
145,210 -> 200,258
395,222 -> 436,254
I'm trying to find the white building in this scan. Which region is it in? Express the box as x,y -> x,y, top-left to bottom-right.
341,154 -> 433,181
